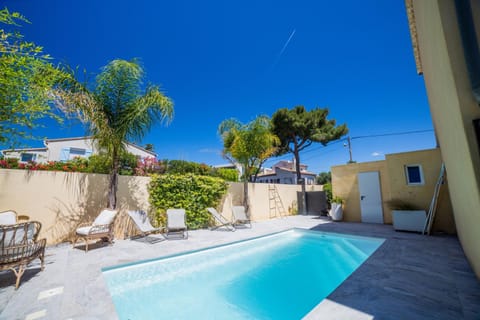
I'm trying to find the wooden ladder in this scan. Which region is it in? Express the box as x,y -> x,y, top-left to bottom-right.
423,163 -> 445,235
268,184 -> 287,218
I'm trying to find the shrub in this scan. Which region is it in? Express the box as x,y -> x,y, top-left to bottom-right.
323,182 -> 332,205
215,168 -> 238,182
136,157 -> 166,176
332,196 -> 344,204
385,199 -> 421,210
1,158 -> 19,169
119,152 -> 138,175
86,154 -> 111,174
87,152 -> 138,175
165,160 -> 212,175
149,174 -> 228,229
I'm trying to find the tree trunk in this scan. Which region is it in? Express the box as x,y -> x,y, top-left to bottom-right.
243,179 -> 249,214
242,163 -> 249,214
107,150 -> 120,209
294,146 -> 307,215
294,149 -> 302,182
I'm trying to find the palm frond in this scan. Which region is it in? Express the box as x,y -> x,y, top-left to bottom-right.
121,85 -> 174,142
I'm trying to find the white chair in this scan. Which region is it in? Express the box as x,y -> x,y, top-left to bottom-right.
207,208 -> 235,231
73,209 -> 118,252
166,209 -> 188,239
127,210 -> 164,243
232,206 -> 252,228
0,210 -> 17,225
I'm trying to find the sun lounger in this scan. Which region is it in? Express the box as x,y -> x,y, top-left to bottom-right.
207,208 -> 235,231
232,206 -> 252,228
73,208 -> 118,252
127,210 -> 164,243
166,209 -> 188,239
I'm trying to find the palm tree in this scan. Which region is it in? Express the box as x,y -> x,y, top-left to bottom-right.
59,59 -> 173,209
218,115 -> 279,211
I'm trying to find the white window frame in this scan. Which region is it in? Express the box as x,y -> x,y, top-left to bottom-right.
20,153 -> 36,162
69,148 -> 86,157
405,164 -> 425,185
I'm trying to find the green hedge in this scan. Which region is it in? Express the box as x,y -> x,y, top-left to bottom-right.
215,168 -> 238,182
149,174 -> 228,229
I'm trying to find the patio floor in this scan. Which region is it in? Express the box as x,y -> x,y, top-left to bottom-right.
0,216 -> 479,319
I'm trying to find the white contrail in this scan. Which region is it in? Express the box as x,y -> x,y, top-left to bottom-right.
278,29 -> 296,58
270,28 -> 296,70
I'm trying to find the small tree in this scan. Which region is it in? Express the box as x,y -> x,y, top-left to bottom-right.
58,59 -> 173,209
317,171 -> 331,185
0,8 -> 73,146
271,106 -> 347,213
218,115 -> 279,210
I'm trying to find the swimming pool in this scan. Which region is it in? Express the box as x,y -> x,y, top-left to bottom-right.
103,229 -> 384,319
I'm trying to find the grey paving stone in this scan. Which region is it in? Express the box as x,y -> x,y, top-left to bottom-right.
0,216 -> 478,320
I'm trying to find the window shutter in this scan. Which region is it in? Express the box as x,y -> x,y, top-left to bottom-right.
60,148 -> 70,161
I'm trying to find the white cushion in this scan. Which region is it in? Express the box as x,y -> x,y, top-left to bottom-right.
93,209 -> 118,226
166,209 -> 187,230
76,226 -> 92,236
1,223 -> 36,246
0,211 -> 16,225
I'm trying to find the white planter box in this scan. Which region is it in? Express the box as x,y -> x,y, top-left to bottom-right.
392,210 -> 427,232
330,203 -> 343,221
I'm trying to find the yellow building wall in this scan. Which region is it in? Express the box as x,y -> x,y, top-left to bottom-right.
411,0 -> 480,276
331,160 -> 391,223
386,148 -> 455,234
331,148 -> 455,234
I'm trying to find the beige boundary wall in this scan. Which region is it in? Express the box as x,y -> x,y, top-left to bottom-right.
331,148 -> 455,234
0,169 -> 322,244
220,182 -> 323,222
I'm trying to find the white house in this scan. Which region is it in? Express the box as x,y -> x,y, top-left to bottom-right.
1,136 -> 156,163
256,160 -> 317,185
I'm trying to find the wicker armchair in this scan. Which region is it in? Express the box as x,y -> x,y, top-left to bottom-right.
0,210 -> 18,225
72,209 -> 118,252
0,221 -> 46,289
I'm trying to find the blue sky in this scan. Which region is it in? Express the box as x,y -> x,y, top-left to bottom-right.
3,0 -> 436,173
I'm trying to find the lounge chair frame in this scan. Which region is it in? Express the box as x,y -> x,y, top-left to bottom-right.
72,209 -> 118,252
166,209 -> 188,239
127,210 -> 164,243
232,206 -> 252,228
0,221 -> 46,289
207,208 -> 235,231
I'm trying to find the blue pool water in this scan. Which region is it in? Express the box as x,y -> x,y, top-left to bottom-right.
103,229 -> 384,319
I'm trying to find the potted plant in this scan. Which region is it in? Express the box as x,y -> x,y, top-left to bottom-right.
385,199 -> 426,232
330,196 -> 344,221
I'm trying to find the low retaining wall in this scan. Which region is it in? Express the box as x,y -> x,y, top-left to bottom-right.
0,169 -> 322,244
